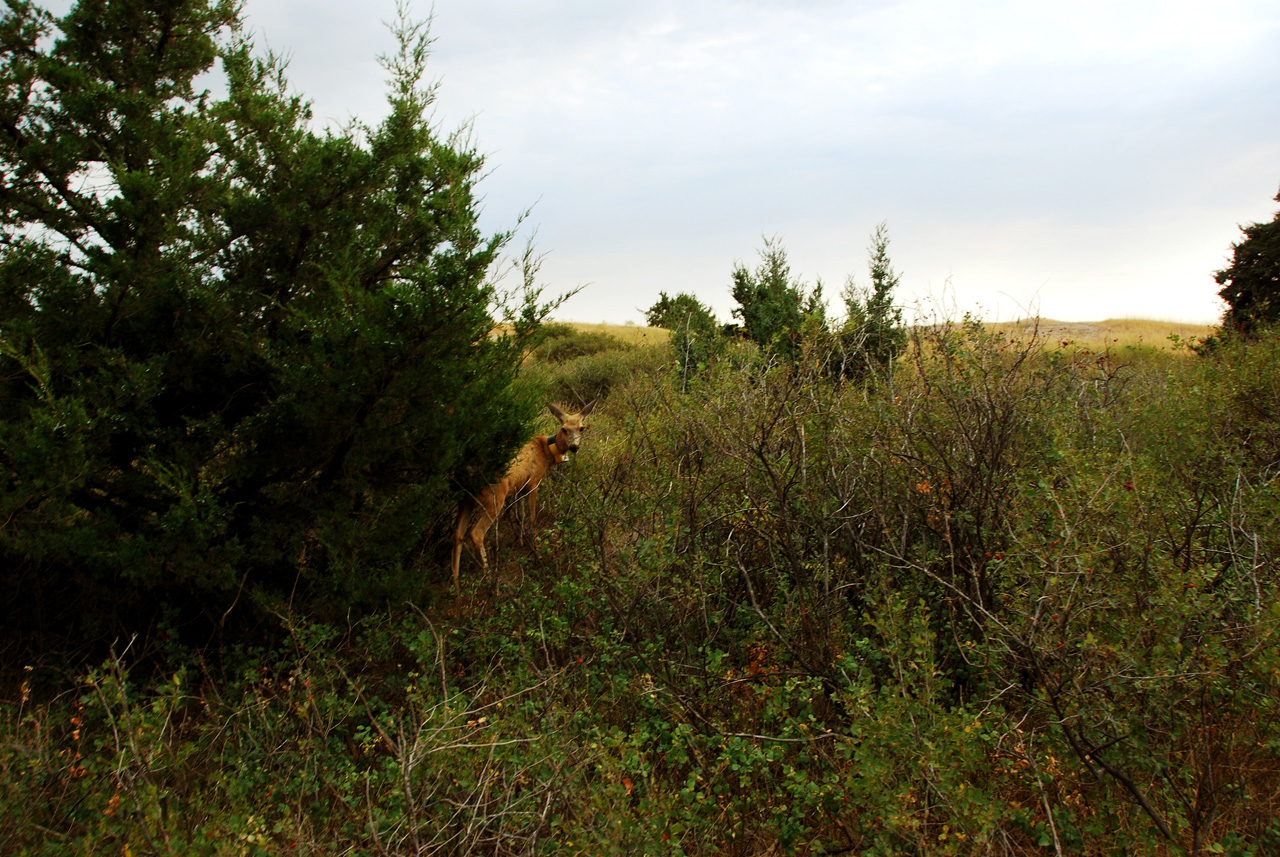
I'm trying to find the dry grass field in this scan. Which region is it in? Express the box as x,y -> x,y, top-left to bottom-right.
987,317 -> 1216,350
564,318 -> 1215,352
561,321 -> 670,346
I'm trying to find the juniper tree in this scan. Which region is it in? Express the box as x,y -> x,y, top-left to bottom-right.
839,221 -> 906,378
1216,185 -> 1280,336
0,0 -> 545,644
730,237 -> 823,362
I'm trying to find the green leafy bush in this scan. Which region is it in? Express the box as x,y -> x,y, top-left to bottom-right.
644,291 -> 724,387
532,343 -> 669,408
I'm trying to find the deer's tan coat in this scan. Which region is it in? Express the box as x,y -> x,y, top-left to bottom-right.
450,403 -> 594,586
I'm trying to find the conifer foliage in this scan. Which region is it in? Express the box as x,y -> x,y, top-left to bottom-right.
1216,185 -> 1280,336
730,237 -> 824,361
839,221 -> 907,377
0,0 -> 540,640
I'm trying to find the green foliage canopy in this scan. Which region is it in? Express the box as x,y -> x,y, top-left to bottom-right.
1216,185 -> 1280,336
0,0 -> 543,640
643,290 -> 715,333
644,290 -> 721,384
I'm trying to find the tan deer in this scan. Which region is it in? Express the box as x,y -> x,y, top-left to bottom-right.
451,402 -> 594,586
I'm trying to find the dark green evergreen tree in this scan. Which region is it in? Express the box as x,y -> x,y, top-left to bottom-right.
839,221 -> 907,378
1216,186 -> 1280,336
0,0 -> 546,643
730,237 -> 821,362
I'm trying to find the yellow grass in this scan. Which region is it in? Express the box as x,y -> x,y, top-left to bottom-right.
561,321 -> 671,346
553,318 -> 1215,353
991,318 -> 1216,352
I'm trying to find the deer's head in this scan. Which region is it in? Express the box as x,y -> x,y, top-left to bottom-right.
548,402 -> 594,455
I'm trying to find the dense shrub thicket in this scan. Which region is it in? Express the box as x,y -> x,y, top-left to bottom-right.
5,323 -> 1278,855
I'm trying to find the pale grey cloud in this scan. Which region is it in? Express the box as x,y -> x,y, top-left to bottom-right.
52,0 -> 1280,322
418,0 -> 1279,323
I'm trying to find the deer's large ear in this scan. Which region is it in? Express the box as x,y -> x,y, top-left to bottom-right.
548,404 -> 566,420
579,401 -> 595,418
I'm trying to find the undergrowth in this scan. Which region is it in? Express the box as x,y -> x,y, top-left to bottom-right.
4,320 -> 1279,855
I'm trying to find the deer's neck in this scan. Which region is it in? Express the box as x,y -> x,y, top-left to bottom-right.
545,434 -> 569,464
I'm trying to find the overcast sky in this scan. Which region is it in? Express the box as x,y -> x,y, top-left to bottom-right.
238,0 -> 1279,325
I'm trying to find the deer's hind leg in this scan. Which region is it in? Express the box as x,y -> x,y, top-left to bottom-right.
465,486 -> 507,576
452,500 -> 476,587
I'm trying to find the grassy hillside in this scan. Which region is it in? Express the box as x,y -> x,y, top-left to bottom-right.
993,318 -> 1216,351
564,317 -> 1213,352
559,321 -> 671,347
4,317 -> 1277,856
